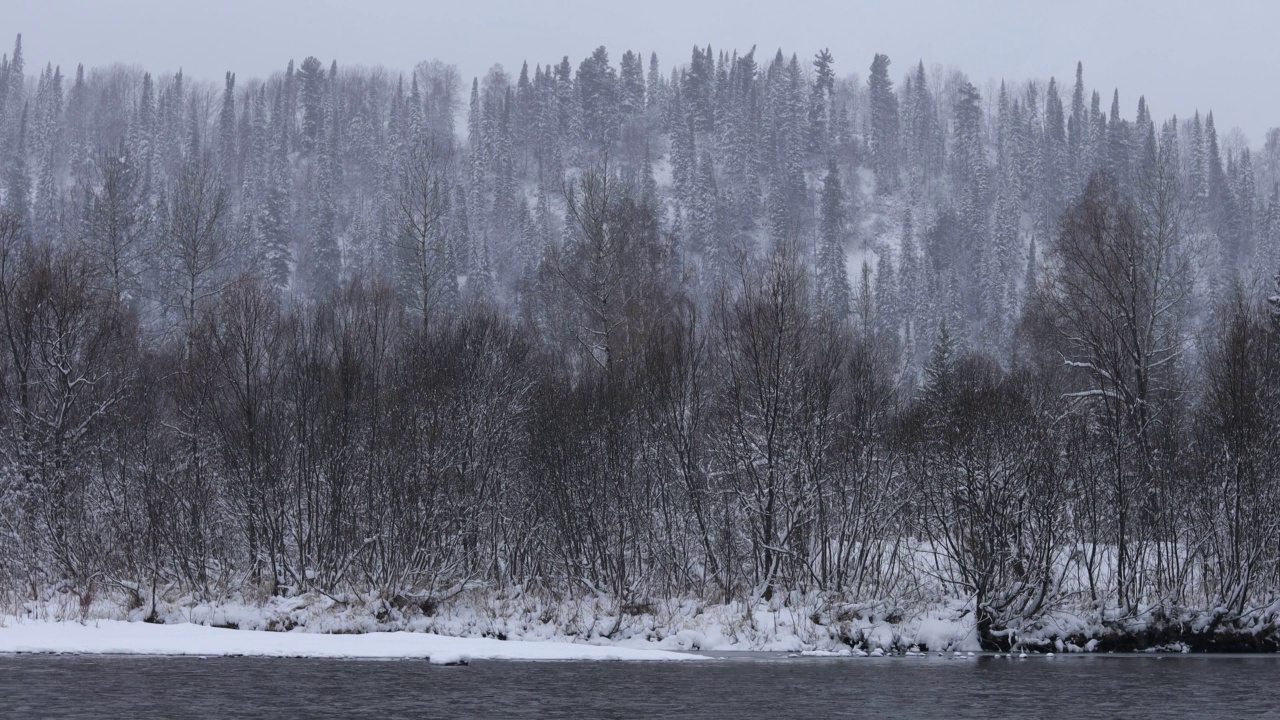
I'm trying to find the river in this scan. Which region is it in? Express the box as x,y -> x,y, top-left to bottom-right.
2,653 -> 1277,718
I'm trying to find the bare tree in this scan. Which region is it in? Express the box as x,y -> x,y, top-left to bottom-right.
391,136 -> 455,327
1193,286 -> 1280,622
557,154 -> 662,373
80,141 -> 150,306
1047,170 -> 1193,611
154,150 -> 234,345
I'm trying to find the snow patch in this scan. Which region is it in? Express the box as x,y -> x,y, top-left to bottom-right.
0,619 -> 700,662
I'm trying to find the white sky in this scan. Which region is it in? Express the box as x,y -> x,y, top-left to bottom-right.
5,0 -> 1277,145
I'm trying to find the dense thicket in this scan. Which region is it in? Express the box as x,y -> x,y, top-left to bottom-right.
0,34 -> 1278,646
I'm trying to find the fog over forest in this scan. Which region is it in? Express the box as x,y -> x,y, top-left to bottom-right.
0,29 -> 1277,650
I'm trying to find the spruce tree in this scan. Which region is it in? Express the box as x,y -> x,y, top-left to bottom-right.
298,56 -> 326,153
1106,89 -> 1130,190
807,49 -> 834,154
259,89 -> 293,291
214,72 -> 237,184
874,253 -> 899,337
3,102 -> 29,225
646,52 -> 663,115
867,54 -> 899,194
690,150 -> 717,257
1068,61 -> 1087,187
817,158 -> 851,318
922,319 -> 956,414
1041,77 -> 1067,229
577,46 -> 619,147
619,50 -> 645,116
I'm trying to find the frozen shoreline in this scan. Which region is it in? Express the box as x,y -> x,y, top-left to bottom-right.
5,589 -> 1277,657
0,619 -> 701,664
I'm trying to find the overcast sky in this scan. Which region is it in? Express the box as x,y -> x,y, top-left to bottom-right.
5,0 -> 1277,145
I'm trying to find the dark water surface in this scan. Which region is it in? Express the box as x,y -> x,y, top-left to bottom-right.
2,653 -> 1278,719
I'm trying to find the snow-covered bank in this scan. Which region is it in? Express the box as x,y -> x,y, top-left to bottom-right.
0,619 -> 700,663
7,588 -> 1277,657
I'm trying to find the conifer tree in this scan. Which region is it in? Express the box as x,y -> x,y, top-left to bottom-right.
1068,61 -> 1087,187
217,72 -> 237,181
3,102 -> 29,225
905,61 -> 941,183
686,45 -> 715,134
690,150 -> 717,257
1041,77 -> 1067,229
1023,237 -> 1038,302
646,52 -> 663,116
922,319 -> 956,413
259,90 -> 293,291
577,46 -> 619,147
817,158 -> 851,318
2,34 -> 23,146
619,50 -> 645,117
874,253 -> 899,337
1106,89 -> 1131,190
807,49 -> 834,154
33,64 -> 62,242
298,56 -> 326,154
867,54 -> 899,194
1188,111 -> 1208,207
308,88 -> 340,296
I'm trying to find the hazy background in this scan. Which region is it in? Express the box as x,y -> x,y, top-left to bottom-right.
5,0 -> 1276,144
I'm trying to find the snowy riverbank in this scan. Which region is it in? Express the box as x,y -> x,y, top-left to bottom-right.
5,589 -> 1277,657
0,619 -> 699,663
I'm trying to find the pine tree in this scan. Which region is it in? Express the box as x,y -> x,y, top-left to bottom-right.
65,64 -> 91,185
867,54 -> 899,194
259,89 -> 293,291
646,52 -> 664,116
671,109 -> 696,206
853,258 -> 874,335
951,81 -> 988,252
1106,89 -> 1130,190
1259,184 -> 1280,271
619,50 -> 645,117
448,182 -> 473,283
1233,148 -> 1257,260
2,34 -> 23,145
1023,237 -> 1039,302
298,56 -> 326,154
898,208 -> 921,337
1205,111 -> 1242,267
33,63 -> 62,242
901,61 -> 937,185
0,48 -> 8,138
577,46 -> 620,147
130,72 -> 156,187
690,150 -> 718,257
1041,77 -> 1067,229
817,158 -> 851,318
3,101 -> 29,224
922,319 -> 957,414
217,72 -> 237,181
1188,111 -> 1208,208
874,253 -> 899,337
308,87 -> 340,297
1068,61 -> 1087,189
807,49 -> 834,154
686,45 -> 715,134
641,141 -> 660,218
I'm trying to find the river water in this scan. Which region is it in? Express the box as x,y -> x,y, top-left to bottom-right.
2,653 -> 1277,719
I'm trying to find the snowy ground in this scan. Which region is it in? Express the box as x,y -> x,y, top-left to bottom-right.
0,619 -> 700,664
7,582 -> 1274,657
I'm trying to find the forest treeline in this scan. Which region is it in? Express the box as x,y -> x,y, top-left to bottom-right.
0,33 -> 1278,647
